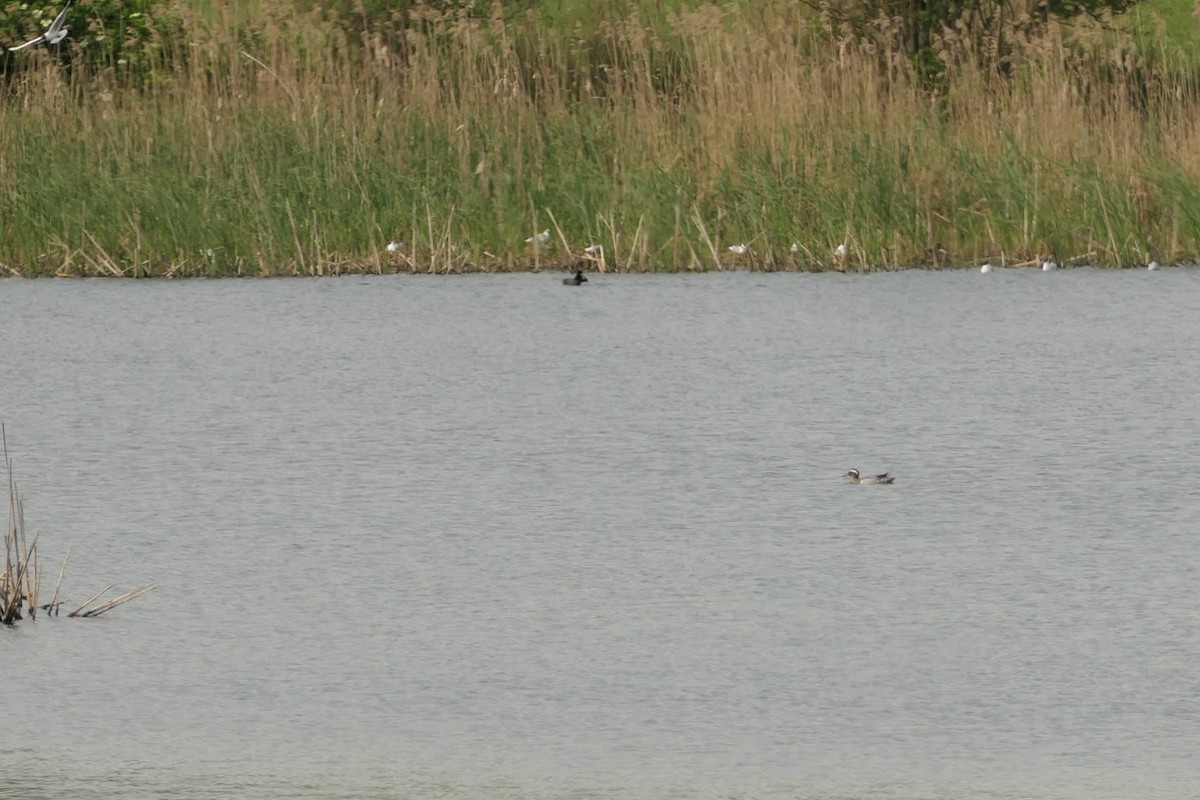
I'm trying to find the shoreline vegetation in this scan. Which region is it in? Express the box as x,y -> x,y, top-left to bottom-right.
3,0 -> 1200,277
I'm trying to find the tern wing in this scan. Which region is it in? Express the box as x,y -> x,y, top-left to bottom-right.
8,34 -> 47,51
46,1 -> 73,34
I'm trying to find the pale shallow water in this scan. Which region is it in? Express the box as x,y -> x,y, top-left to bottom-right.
1,268 -> 1199,799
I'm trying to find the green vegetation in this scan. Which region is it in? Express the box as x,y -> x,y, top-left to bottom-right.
1126,0 -> 1200,50
2,0 -> 1200,275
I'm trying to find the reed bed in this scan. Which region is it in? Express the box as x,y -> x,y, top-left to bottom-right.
2,440 -> 41,623
2,429 -> 156,624
3,0 -> 1200,275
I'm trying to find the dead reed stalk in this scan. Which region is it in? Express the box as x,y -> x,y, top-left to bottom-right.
71,584 -> 159,618
3,427 -> 39,623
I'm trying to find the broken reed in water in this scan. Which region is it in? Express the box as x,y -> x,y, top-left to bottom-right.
2,430 -> 156,624
3,0 -> 1200,276
2,457 -> 39,624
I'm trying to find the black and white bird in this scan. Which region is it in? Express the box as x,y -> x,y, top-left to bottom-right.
845,469 -> 895,485
9,1 -> 72,51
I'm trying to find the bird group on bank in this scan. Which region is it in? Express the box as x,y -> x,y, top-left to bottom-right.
374,227 -> 1170,283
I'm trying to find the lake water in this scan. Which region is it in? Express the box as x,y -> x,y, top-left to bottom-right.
1,268 -> 1198,800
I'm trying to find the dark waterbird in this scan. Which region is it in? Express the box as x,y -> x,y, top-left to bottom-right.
563,270 -> 588,286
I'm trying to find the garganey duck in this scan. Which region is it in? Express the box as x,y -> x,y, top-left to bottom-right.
845,469 -> 895,485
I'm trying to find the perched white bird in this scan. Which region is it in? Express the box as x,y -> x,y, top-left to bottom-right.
584,244 -> 603,256
980,263 -> 992,274
1147,260 -> 1160,271
386,241 -> 405,253
789,242 -> 801,253
728,244 -> 749,255
1041,259 -> 1058,271
9,0 -> 72,51
525,229 -> 550,245
834,243 -> 847,259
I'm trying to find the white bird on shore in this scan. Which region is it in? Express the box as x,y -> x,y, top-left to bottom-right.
525,229 -> 550,246
835,243 -> 847,259
8,0 -> 72,51
386,241 -> 405,253
980,263 -> 992,274
790,242 -> 801,253
1147,260 -> 1160,271
1041,259 -> 1058,271
584,244 -> 603,256
728,244 -> 749,255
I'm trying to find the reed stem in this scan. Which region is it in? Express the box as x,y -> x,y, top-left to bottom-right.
79,584 -> 159,618
47,546 -> 71,616
67,583 -> 115,618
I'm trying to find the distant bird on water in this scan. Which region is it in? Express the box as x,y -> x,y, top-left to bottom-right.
8,0 -> 72,51
980,263 -> 992,274
1041,259 -> 1058,271
845,469 -> 895,485
563,270 -> 588,286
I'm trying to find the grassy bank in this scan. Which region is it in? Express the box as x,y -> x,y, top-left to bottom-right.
3,0 -> 1200,276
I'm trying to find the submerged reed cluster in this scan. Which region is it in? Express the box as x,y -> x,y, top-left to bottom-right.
2,0 -> 1199,275
2,431 -> 155,624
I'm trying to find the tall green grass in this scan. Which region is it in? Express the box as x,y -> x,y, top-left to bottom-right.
3,0 -> 1200,275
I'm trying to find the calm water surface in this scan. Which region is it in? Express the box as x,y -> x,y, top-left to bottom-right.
1,269 -> 1199,799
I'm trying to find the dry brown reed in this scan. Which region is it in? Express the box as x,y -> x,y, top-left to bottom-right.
2,429 -> 40,623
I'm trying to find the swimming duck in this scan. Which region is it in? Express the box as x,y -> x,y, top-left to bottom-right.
563,270 -> 588,286
845,469 -> 895,485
